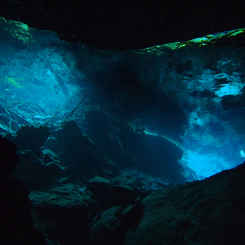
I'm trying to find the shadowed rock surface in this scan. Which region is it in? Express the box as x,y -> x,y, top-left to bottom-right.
1,128 -> 245,244
0,135 -> 47,245
28,160 -> 245,245
0,1 -> 245,50
125,162 -> 245,245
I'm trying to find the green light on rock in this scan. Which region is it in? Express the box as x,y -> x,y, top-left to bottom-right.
134,27 -> 245,55
0,17 -> 34,44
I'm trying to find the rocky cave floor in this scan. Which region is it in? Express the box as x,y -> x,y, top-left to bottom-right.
1,121 -> 245,245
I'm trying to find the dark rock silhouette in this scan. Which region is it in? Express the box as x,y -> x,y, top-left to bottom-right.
0,135 -> 47,244
0,135 -> 19,176
6,125 -> 51,151
125,162 -> 245,245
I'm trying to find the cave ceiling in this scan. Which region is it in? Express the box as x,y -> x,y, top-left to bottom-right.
1,0 -> 245,50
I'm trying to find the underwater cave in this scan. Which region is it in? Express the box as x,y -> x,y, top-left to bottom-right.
1,2 -> 245,244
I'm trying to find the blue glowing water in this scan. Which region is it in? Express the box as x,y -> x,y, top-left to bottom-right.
1,18 -> 245,181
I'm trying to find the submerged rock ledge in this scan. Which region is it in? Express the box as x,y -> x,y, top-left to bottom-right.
29,161 -> 245,245
125,162 -> 245,245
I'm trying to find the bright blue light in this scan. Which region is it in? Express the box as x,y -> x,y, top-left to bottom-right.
215,82 -> 245,97
0,26 -> 85,131
182,109 -> 245,179
182,150 -> 243,179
